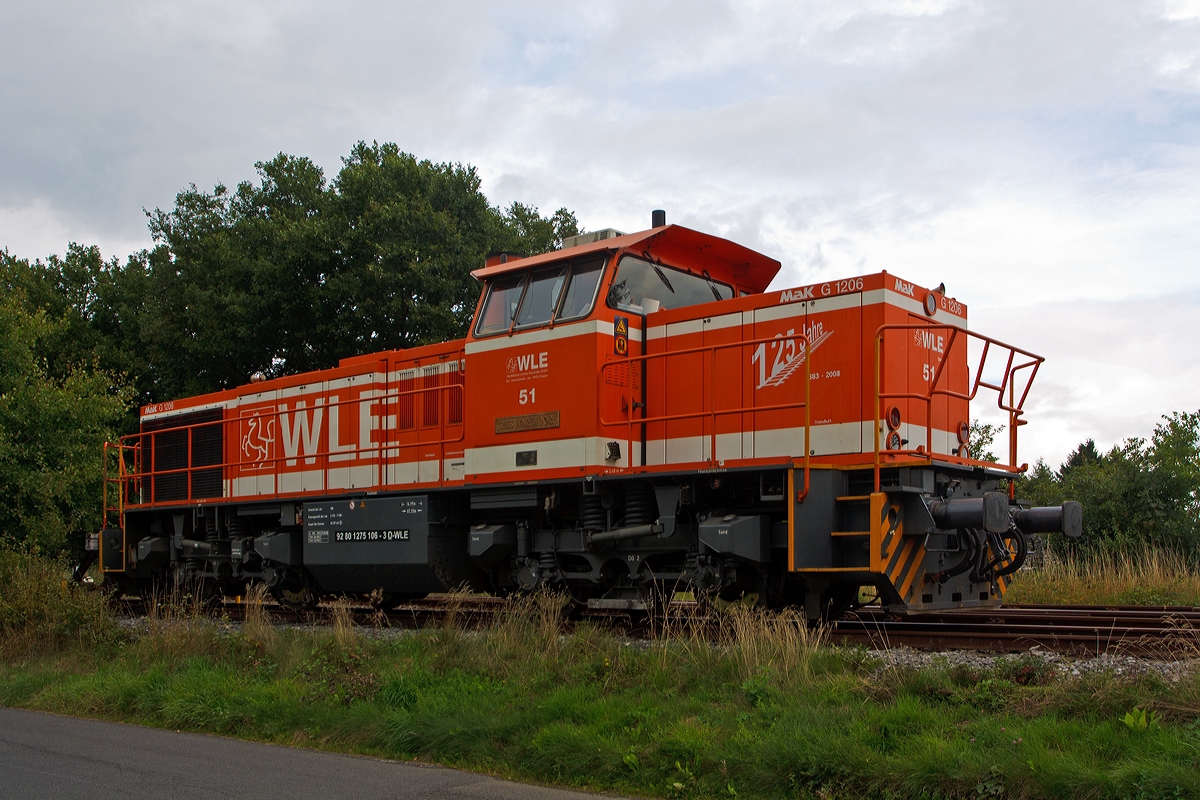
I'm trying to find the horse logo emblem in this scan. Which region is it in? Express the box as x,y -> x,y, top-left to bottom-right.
241,413 -> 275,468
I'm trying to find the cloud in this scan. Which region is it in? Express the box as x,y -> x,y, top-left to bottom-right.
0,0 -> 1197,464
971,292 -> 1200,467
0,201 -> 72,262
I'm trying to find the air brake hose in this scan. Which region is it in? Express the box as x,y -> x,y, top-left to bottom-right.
992,527 -> 1028,578
937,529 -> 981,582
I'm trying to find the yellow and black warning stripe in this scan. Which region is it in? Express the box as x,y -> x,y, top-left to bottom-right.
871,492 -> 927,603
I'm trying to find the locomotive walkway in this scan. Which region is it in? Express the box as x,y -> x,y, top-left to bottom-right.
0,708 -> 631,800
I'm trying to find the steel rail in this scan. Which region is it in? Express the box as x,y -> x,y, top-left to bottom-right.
833,605 -> 1200,656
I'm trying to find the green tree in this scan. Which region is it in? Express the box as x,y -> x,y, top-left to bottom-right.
0,294 -> 133,556
1018,412 -> 1200,558
142,142 -> 579,399
1,244 -> 146,400
968,420 -> 1003,463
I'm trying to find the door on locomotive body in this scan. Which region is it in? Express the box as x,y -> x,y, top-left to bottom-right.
645,313 -> 710,466
385,353 -> 465,486
611,255 -> 738,467
322,365 -> 390,492
707,311 -> 747,463
643,313 -> 701,466
745,297 -> 808,460
464,253 -> 611,481
646,313 -> 742,466
802,292 -> 862,457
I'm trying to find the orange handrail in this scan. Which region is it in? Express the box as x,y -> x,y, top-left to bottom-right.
600,332 -> 811,500
117,375 -> 466,510
101,441 -> 138,530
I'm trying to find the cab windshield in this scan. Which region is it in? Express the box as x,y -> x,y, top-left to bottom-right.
474,256 -> 607,337
606,256 -> 732,313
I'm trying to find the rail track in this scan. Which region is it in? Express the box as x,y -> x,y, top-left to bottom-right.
123,596 -> 1200,658
833,604 -> 1200,656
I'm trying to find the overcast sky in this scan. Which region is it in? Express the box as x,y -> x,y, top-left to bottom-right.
2,0 -> 1198,467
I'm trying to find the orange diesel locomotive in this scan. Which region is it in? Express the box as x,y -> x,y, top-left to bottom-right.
92,214 -> 1080,617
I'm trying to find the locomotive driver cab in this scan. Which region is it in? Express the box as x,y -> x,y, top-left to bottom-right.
461,223 -> 780,483
471,226 -> 773,338
473,253 -> 739,336
605,256 -> 735,314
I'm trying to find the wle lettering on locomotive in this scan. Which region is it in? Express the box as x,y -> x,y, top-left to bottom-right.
88,212 -> 1081,617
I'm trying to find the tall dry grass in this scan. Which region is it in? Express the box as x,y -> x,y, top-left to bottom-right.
241,583 -> 280,651
714,604 -> 828,683
133,582 -> 225,663
0,549 -> 116,657
469,592 -> 571,675
329,597 -> 360,650
650,601 -> 831,690
1006,545 -> 1200,606
457,590 -> 833,690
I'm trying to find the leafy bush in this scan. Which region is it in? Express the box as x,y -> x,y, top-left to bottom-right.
0,549 -> 116,655
0,295 -> 132,556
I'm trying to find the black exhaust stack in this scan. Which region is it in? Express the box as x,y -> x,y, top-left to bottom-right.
652,209 -> 666,228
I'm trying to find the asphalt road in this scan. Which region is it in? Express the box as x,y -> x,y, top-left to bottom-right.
0,708 -> 629,800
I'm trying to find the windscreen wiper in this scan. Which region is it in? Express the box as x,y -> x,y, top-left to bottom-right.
650,263 -> 675,293
702,270 -> 722,301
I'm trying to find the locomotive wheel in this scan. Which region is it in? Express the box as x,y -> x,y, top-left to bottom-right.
274,582 -> 317,611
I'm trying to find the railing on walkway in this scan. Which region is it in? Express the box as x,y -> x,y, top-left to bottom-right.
600,334 -> 812,501
106,374 -> 466,511
872,323 -> 1044,492
101,441 -> 138,529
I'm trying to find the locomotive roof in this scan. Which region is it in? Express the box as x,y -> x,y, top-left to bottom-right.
470,224 -> 782,295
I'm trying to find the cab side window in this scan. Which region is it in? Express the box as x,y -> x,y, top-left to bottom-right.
515,266 -> 567,328
475,274 -> 526,336
556,257 -> 605,321
473,256 -> 608,337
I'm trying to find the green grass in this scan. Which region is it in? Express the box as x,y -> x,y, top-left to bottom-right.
3,554 -> 1200,798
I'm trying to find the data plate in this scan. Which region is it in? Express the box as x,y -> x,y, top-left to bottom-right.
332,529 -> 410,543
303,496 -> 427,565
